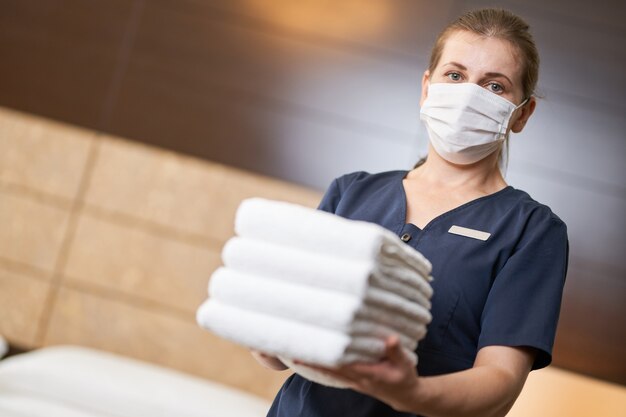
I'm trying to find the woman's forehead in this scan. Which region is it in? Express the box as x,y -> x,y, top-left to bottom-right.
439,30 -> 522,81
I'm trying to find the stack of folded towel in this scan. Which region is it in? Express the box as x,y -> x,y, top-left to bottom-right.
196,198 -> 433,387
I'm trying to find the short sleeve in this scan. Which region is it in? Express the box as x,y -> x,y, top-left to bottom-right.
317,178 -> 342,214
478,207 -> 569,369
316,172 -> 369,214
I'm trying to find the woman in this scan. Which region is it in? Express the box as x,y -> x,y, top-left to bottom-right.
253,8 -> 569,417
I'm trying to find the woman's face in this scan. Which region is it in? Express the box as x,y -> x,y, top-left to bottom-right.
421,30 -> 533,132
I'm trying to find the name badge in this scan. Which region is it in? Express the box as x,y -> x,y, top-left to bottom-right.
448,225 -> 491,241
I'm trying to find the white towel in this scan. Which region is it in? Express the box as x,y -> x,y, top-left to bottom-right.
375,264 -> 434,299
354,303 -> 428,340
234,198 -> 432,277
208,268 -> 425,348
370,270 -> 432,308
365,286 -> 432,323
222,237 -> 375,296
222,237 -> 433,306
196,197 -> 435,378
196,300 -> 418,367
277,357 -> 355,389
208,267 -> 431,335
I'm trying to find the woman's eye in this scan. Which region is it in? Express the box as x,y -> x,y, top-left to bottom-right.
447,72 -> 462,82
487,82 -> 503,93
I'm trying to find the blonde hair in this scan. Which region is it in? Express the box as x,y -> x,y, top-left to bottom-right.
428,8 -> 539,100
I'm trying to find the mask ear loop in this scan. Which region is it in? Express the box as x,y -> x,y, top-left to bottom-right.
515,97 -> 530,111
499,96 -> 530,178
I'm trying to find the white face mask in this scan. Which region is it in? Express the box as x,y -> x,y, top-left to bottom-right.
419,82 -> 528,165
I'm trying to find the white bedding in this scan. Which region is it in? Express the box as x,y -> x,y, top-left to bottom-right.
0,345 -> 271,417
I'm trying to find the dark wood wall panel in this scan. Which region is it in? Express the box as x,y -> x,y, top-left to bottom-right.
103,0 -> 430,184
104,64 -> 418,184
112,0 -> 423,136
553,260 -> 626,384
511,101 -> 626,200
0,0 -> 135,127
164,0 -> 453,60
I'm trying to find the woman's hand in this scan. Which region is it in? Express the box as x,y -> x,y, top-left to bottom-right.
293,340 -> 534,417
256,337 -> 533,417
295,335 -> 421,412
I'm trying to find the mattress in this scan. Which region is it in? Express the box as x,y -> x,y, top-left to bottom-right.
0,345 -> 271,417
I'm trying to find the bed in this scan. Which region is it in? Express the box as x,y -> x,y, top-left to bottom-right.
0,345 -> 272,417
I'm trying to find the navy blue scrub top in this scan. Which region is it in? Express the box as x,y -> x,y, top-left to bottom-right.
267,170 -> 569,417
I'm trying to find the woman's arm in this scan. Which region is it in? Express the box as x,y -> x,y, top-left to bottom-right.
251,350 -> 289,371
406,344 -> 534,417
300,336 -> 534,417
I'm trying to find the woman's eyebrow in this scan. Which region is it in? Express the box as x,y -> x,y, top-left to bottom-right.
442,61 -> 467,70
483,72 -> 513,85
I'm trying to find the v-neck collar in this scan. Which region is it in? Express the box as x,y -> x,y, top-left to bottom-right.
398,171 -> 513,232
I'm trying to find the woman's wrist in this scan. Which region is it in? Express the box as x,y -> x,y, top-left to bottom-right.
388,374 -> 427,413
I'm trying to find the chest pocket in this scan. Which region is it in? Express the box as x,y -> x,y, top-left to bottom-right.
419,280 -> 461,350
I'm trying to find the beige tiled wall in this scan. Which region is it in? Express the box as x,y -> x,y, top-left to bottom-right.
0,106 -> 322,399
0,268 -> 51,347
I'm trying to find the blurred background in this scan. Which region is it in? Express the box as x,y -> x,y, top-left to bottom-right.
0,0 -> 625,415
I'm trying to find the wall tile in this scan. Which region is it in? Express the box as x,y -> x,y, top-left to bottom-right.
0,107 -> 94,200
0,268 -> 51,347
85,135 -> 321,243
207,166 -> 322,242
85,136 -> 226,238
63,212 -> 220,313
44,287 -> 289,399
0,192 -> 70,273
